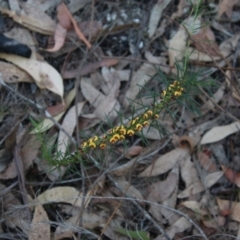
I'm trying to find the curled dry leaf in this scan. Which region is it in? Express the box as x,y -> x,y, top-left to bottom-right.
46,24 -> 67,52
139,148 -> 189,177
221,165 -> 240,188
217,198 -> 240,222
201,121 -> 240,145
0,53 -> 64,98
28,205 -> 50,240
178,135 -> 197,152
60,3 -> 91,48
45,2 -> 71,52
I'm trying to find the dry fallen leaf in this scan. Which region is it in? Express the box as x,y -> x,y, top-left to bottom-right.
62,58 -> 118,79
0,61 -> 33,83
189,33 -> 240,62
0,6 -> 55,35
201,121 -> 240,145
123,60 -> 157,108
147,167 -> 178,203
221,165 -> 240,188
181,201 -> 208,216
31,88 -> 76,134
218,0 -> 239,18
197,151 -> 218,172
28,205 -> 50,240
60,3 -> 91,48
168,17 -> 201,71
0,53 -> 64,98
117,178 -> 144,200
139,148 -> 189,177
178,171 -> 224,198
217,198 -> 240,222
180,155 -> 199,187
35,186 -> 91,208
57,101 -> 85,156
155,217 -> 191,240
191,26 -> 220,56
148,0 -> 171,38
81,78 -> 120,121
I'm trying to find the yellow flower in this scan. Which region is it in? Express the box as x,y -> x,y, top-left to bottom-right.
135,123 -> 143,131
127,129 -> 135,136
119,135 -> 125,140
100,143 -> 106,149
119,126 -> 126,135
113,134 -> 120,141
130,117 -> 139,125
143,121 -> 149,127
92,136 -> 99,141
146,110 -> 153,117
154,114 -> 159,119
174,91 -> 182,97
81,142 -> 88,148
110,137 -> 116,144
89,142 -> 96,149
113,126 -> 120,132
143,113 -> 149,119
162,90 -> 167,97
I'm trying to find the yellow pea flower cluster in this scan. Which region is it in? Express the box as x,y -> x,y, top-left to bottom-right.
162,80 -> 184,98
79,81 -> 184,155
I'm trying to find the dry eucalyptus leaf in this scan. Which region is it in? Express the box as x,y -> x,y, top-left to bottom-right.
201,122 -> 240,145
28,205 -> 50,240
180,156 -> 199,187
31,88 -> 76,134
0,6 -> 55,35
123,61 -> 157,108
177,180 -> 204,199
35,186 -> 90,208
218,0 -> 239,18
81,78 -> 120,121
148,0 -> 171,38
0,53 -> 64,98
0,61 -> 33,83
117,178 -> 144,200
57,102 -> 85,156
181,201 -> 208,215
217,198 -> 240,222
221,165 -> 240,188
139,148 -> 189,177
169,17 -> 201,71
